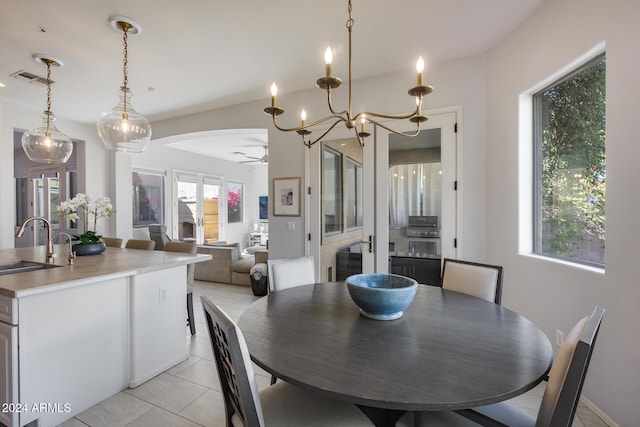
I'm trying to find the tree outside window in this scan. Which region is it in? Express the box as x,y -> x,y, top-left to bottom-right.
534,54 -> 606,267
227,182 -> 243,223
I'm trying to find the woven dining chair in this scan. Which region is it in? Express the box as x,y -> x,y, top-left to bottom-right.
125,239 -> 156,250
102,237 -> 123,248
441,258 -> 503,304
164,241 -> 197,335
201,296 -> 373,427
401,306 -> 605,427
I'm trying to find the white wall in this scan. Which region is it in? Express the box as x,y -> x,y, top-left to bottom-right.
0,99 -> 267,250
485,0 -> 639,424
0,99 -> 108,248
131,142 -> 267,248
3,1 -> 631,419
152,53 -> 488,260
152,100 -> 309,258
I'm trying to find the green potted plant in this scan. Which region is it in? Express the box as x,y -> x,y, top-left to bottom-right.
58,193 -> 114,255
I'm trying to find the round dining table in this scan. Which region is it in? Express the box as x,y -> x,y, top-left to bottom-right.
238,282 -> 553,425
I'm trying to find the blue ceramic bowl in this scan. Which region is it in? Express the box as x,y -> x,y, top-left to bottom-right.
346,273 -> 419,320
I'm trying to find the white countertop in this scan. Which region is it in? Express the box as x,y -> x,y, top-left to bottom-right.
0,245 -> 210,298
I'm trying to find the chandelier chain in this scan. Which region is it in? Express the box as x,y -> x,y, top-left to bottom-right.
347,0 -> 353,123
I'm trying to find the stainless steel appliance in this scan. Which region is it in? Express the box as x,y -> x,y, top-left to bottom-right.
405,216 -> 440,237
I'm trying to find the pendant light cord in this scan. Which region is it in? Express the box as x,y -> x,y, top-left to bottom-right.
122,25 -> 129,90
45,60 -> 53,136
120,21 -> 130,117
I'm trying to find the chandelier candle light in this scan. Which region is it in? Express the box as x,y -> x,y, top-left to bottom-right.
21,54 -> 73,164
264,0 -> 432,148
98,16 -> 152,152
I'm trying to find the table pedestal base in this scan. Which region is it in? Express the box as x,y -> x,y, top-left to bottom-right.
357,405 -> 405,427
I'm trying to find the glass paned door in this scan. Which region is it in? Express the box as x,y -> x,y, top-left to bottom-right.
174,173 -> 222,244
203,180 -> 221,243
310,111 -> 457,282
367,112 -> 458,276
176,178 -> 198,242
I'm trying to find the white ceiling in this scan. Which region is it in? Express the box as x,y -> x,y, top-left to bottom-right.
1,0 -> 545,162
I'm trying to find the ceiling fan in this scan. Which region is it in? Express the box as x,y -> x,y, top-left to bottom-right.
239,145 -> 268,164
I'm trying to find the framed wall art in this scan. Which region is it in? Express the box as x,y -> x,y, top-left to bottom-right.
273,177 -> 300,216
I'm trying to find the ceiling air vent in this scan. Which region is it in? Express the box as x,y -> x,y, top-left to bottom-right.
9,70 -> 52,87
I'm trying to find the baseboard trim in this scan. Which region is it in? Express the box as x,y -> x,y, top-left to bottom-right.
581,395 -> 618,427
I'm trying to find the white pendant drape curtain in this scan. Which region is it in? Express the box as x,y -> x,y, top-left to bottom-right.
389,163 -> 441,227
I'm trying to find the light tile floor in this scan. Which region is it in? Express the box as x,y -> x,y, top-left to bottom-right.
58,281 -> 609,427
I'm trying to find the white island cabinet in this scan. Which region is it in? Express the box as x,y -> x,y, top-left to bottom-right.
18,277 -> 129,427
0,245 -> 210,427
0,294 -> 18,427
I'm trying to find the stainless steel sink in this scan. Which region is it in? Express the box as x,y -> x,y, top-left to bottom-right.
0,260 -> 61,276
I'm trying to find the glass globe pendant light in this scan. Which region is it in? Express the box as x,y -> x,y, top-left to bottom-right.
21,55 -> 73,164
98,16 -> 151,152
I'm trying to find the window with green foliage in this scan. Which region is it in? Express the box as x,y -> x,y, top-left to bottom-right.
533,54 -> 606,267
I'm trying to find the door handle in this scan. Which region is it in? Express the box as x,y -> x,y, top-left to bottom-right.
361,235 -> 373,253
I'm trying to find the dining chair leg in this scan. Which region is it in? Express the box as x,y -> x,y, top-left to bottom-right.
187,292 -> 196,335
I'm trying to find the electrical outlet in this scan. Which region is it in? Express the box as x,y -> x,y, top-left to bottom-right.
555,329 -> 564,346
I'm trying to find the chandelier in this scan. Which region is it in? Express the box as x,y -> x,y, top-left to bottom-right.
264,0 -> 432,148
21,54 -> 73,164
98,16 -> 152,152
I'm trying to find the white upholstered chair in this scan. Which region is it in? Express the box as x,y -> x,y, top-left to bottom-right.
267,256 -> 316,293
400,306 -> 605,427
441,258 -> 503,304
201,296 -> 373,427
266,255 -> 316,384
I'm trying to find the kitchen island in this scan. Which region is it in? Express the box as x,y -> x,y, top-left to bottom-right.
0,245 -> 210,427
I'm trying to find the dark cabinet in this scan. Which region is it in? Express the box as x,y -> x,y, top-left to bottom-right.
336,250 -> 441,285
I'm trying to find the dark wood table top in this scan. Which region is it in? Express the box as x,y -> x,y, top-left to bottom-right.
238,282 -> 553,412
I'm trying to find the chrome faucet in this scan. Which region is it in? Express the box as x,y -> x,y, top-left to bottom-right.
58,232 -> 76,265
15,216 -> 56,264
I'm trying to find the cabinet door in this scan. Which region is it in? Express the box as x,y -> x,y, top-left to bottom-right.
130,266 -> 188,387
0,322 -> 18,427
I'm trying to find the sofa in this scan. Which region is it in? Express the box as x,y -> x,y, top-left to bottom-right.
194,242 -> 268,286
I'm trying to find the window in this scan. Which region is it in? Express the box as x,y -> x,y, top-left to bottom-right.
533,54 -> 606,267
133,170 -> 165,227
345,159 -> 362,229
227,181 -> 243,223
322,147 -> 343,234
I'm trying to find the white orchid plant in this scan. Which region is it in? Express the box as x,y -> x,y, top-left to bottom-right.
58,193 -> 114,244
